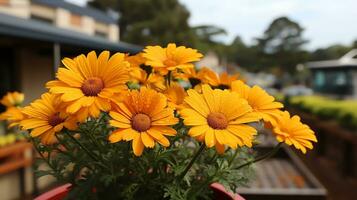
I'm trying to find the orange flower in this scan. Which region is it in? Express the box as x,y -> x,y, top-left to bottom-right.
180,85 -> 260,153
20,93 -> 77,145
231,80 -> 283,124
130,68 -> 166,91
143,43 -> 203,74
0,91 -> 24,107
163,83 -> 187,109
0,107 -> 26,128
46,51 -> 129,121
202,69 -> 239,89
109,87 -> 178,156
271,111 -> 317,153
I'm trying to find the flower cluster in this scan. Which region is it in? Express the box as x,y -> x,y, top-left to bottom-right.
0,43 -> 317,199
0,91 -> 25,127
0,43 -> 316,154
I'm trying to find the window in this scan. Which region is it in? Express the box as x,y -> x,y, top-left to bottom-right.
315,71 -> 325,87
31,14 -> 53,24
70,14 -> 82,26
335,72 -> 347,86
314,69 -> 352,95
95,30 -> 107,38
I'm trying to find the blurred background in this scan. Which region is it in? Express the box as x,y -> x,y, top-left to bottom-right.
0,0 -> 356,199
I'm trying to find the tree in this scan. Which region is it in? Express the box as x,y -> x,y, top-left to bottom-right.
256,16 -> 308,72
310,44 -> 351,61
88,0 -> 196,46
225,36 -> 260,70
352,39 -> 357,49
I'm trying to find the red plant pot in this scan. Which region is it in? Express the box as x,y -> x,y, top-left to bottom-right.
34,184 -> 72,200
209,183 -> 245,200
35,182 -> 245,200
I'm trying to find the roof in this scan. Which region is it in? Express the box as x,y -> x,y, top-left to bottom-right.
0,12 -> 142,53
307,49 -> 357,69
32,0 -> 117,24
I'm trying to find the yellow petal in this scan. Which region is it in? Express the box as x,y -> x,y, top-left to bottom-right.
109,119 -> 132,128
21,119 -> 49,129
204,128 -> 216,148
30,125 -> 52,137
180,108 -> 207,126
109,111 -> 131,124
147,128 -> 170,147
141,132 -> 155,148
188,125 -> 209,137
109,129 -> 124,143
122,128 -> 139,141
132,135 -> 144,156
184,89 -> 210,116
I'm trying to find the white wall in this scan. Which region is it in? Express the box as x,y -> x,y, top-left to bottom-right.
0,0 -> 31,18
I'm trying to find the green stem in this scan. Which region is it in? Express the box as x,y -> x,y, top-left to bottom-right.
64,130 -> 99,162
228,149 -> 239,166
30,138 -> 63,180
235,142 -> 282,170
179,143 -> 205,180
54,133 -> 94,171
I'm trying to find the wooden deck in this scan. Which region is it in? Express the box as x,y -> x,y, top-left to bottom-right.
238,146 -> 326,200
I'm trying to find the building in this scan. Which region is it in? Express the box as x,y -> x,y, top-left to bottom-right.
0,1 -> 140,199
307,49 -> 357,98
0,0 -> 141,104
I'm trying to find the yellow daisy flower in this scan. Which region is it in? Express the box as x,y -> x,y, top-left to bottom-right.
130,68 -> 166,91
0,91 -> 24,107
201,69 -> 239,89
164,83 -> 187,109
0,107 -> 26,128
143,43 -> 203,74
125,53 -> 146,69
180,85 -> 261,153
20,93 -> 77,145
125,53 -> 146,79
46,51 -> 129,121
271,111 -> 317,153
173,67 -> 208,86
231,80 -> 283,124
108,87 -> 179,156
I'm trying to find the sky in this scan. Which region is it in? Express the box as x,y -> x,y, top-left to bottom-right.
67,0 -> 357,50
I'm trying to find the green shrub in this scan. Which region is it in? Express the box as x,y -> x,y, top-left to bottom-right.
286,95 -> 357,132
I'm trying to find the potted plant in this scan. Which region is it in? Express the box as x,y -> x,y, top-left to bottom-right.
1,44 -> 317,199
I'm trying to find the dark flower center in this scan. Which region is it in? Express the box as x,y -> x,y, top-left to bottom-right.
207,112 -> 228,129
81,77 -> 104,96
132,113 -> 151,132
216,84 -> 230,90
189,78 -> 201,88
48,113 -> 65,127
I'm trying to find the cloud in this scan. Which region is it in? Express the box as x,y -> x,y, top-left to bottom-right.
65,0 -> 87,6
180,0 -> 357,49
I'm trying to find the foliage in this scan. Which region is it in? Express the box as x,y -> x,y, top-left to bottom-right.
87,0 -> 357,74
309,44 -> 352,61
33,114 -> 255,200
89,0 -> 195,47
287,95 -> 357,130
255,16 -> 309,72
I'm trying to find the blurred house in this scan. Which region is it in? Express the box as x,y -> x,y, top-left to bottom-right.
0,1 -> 140,199
196,51 -> 225,72
0,0 -> 141,104
307,49 -> 357,98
